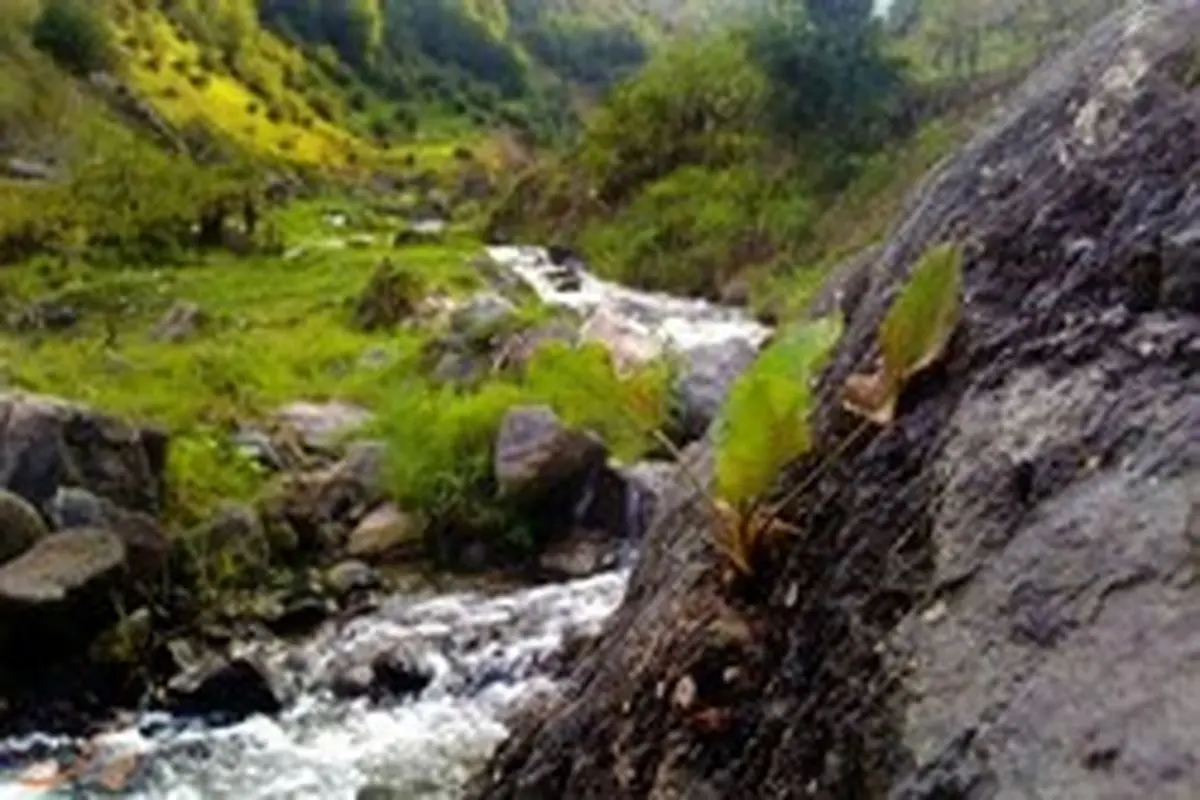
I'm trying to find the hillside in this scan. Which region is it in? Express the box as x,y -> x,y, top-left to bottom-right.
4,1 -> 1181,790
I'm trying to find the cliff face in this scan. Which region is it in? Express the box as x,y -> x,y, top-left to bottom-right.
470,1 -> 1200,797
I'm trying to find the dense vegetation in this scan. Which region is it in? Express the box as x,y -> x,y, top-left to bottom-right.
488,0 -> 1125,312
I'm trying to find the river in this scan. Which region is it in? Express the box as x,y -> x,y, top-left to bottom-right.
0,245 -> 767,799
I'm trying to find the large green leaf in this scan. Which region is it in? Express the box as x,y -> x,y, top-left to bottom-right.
881,242 -> 962,384
844,242 -> 962,426
715,315 -> 842,507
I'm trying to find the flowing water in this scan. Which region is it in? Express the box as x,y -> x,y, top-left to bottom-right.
0,246 -> 769,799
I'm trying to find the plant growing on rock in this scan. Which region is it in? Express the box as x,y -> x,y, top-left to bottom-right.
842,242 -> 962,426
703,242 -> 962,577
711,316 -> 843,575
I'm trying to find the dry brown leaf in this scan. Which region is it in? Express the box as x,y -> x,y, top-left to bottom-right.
841,369 -> 897,426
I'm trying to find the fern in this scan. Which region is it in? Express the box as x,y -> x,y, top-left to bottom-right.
843,242 -> 962,425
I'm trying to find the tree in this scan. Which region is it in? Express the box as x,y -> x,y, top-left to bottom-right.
319,0 -> 383,67
750,0 -> 908,169
31,0 -> 116,76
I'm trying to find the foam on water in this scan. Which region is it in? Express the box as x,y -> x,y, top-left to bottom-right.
0,570 -> 626,799
486,245 -> 771,353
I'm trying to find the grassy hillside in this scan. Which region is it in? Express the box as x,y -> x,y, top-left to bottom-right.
486,0 -> 1123,315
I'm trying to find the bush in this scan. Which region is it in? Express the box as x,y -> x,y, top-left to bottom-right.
580,165 -> 815,296
375,381 -> 524,537
31,0 -> 116,76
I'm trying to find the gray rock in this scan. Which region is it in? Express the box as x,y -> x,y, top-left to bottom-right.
325,560 -> 381,598
537,531 -> 620,580
0,489 -> 48,566
275,401 -> 372,452
166,652 -> 284,721
0,392 -> 168,517
11,301 -> 80,332
43,487 -> 168,582
0,529 -> 129,656
345,504 -> 422,562
150,302 -> 206,342
370,645 -> 434,699
450,292 -> 516,344
193,503 -> 264,551
494,406 -> 607,502
231,428 -> 287,471
330,664 -> 375,699
430,349 -> 488,388
620,461 -> 681,539
3,158 -> 57,182
673,338 -> 758,441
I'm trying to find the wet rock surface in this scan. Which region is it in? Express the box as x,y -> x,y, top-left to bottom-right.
471,4 -> 1200,798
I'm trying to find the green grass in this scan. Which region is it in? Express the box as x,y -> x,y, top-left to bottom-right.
0,200 -> 484,525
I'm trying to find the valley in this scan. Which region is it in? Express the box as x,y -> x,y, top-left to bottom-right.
1,0 -> 1193,797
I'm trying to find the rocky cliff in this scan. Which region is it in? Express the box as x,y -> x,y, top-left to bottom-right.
470,1 -> 1200,797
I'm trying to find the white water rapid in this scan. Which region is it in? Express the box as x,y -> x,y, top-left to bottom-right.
0,245 -> 769,799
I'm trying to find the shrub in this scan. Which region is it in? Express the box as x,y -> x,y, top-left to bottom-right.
375,381 -> 525,536
31,0 -> 116,76
524,341 -> 670,461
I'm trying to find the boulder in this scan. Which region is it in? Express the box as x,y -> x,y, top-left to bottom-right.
230,428 -> 289,472
166,652 -> 284,721
324,559 -> 381,598
578,308 -> 663,372
11,301 -> 80,332
469,4 -> 1200,798
149,302 -> 206,343
370,646 -> 434,700
261,593 -> 330,638
429,347 -> 489,389
275,401 -> 372,452
494,406 -> 607,503
393,219 -> 447,247
673,338 -> 758,442
345,504 -> 423,562
449,292 -> 516,344
43,488 -> 167,584
258,442 -> 388,557
0,489 -> 48,566
547,244 -> 579,266
0,393 -> 168,517
537,531 -> 621,580
2,158 -> 57,183
0,529 -> 130,659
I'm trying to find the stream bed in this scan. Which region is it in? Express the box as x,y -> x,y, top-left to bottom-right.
0,245 -> 768,799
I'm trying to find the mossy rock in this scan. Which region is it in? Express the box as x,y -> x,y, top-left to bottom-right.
0,489 -> 49,566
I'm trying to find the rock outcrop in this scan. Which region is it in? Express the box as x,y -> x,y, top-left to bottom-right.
471,4 -> 1200,798
0,393 -> 168,517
